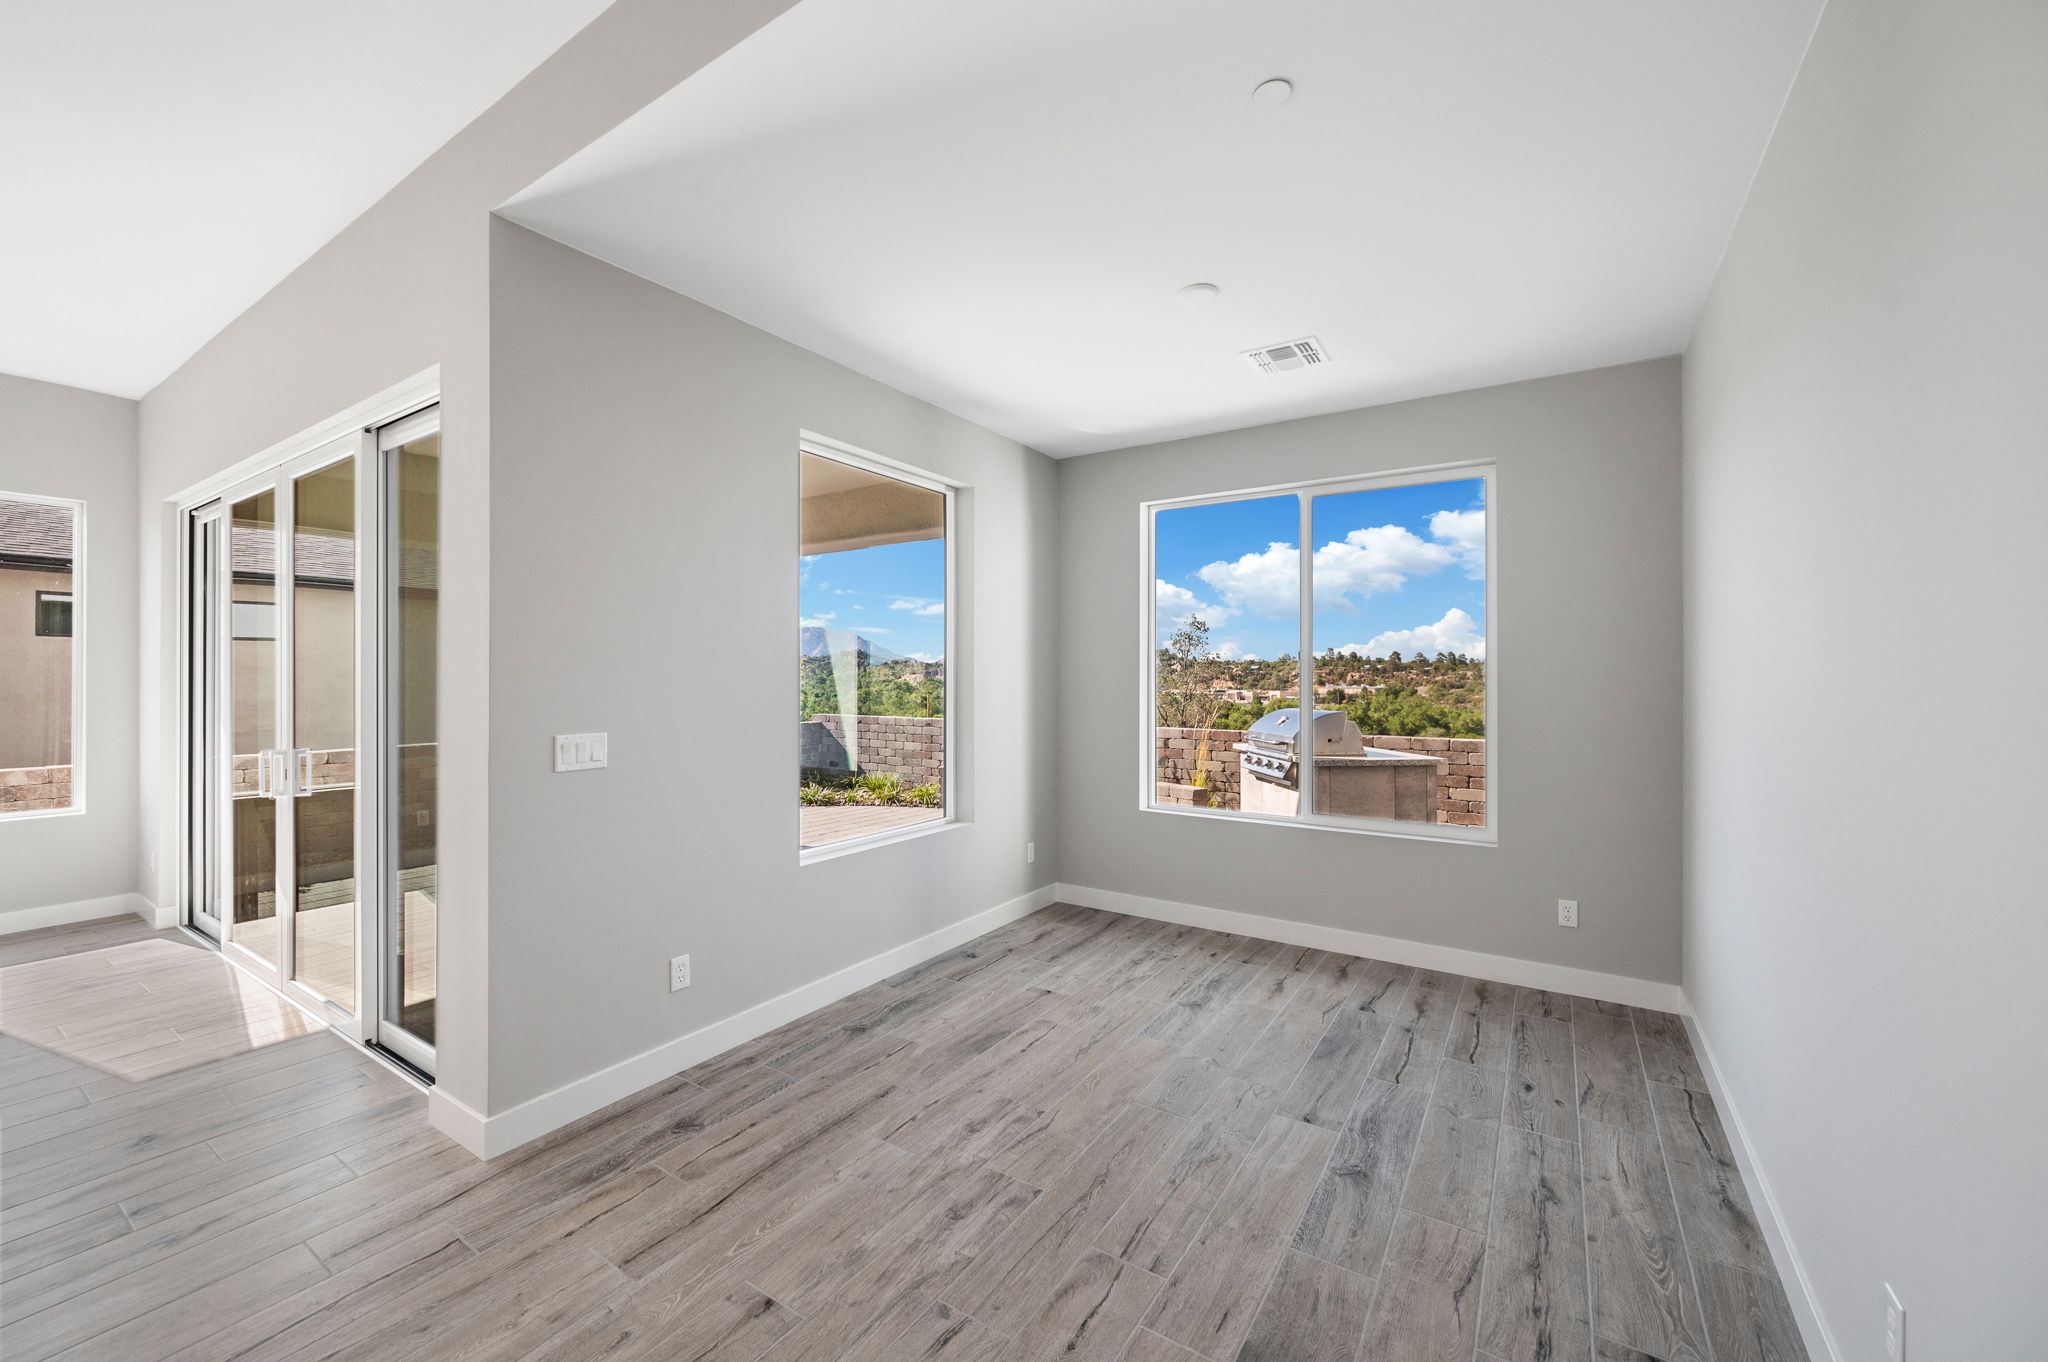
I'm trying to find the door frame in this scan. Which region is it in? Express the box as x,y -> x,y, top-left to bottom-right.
173,372 -> 440,1070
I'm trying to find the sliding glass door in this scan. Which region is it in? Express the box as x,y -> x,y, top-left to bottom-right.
185,406 -> 440,1072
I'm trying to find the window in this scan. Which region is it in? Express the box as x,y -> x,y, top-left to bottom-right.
35,591 -> 72,637
1,494 -> 82,815
798,440 -> 952,854
1146,465 -> 1492,841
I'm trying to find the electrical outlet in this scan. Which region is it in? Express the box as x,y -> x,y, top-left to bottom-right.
1557,899 -> 1579,928
1885,1284 -> 1906,1361
1027,842 -> 1036,864
669,954 -> 691,992
416,809 -> 431,827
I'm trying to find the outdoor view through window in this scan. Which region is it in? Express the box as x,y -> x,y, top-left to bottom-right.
0,495 -> 78,816
799,449 -> 947,851
1153,471 -> 1488,832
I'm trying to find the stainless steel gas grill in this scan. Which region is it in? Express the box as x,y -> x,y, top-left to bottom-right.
1235,708 -> 1443,820
1237,709 -> 1365,786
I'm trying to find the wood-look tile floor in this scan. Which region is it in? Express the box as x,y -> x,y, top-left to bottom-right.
0,905 -> 1809,1362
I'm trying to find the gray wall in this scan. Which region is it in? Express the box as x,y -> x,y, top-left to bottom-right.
1682,1 -> 2048,1357
0,373 -> 139,917
486,221 -> 1059,1110
134,0 -> 801,1117
1058,359 -> 1683,983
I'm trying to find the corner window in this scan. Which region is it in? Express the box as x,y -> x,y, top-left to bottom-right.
1,494 -> 82,815
1147,466 -> 1492,842
799,440 -> 953,855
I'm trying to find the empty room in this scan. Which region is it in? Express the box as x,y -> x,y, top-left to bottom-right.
0,1 -> 2041,1359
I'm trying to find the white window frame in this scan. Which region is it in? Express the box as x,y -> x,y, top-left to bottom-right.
1139,459 -> 1496,847
1,491 -> 86,820
797,431 -> 959,864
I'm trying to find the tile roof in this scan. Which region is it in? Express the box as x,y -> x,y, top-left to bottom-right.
0,499 -> 74,564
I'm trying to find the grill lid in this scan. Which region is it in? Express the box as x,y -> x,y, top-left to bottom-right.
1243,708 -> 1366,754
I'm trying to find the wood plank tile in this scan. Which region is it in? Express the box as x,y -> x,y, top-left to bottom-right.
1581,1119 -> 1708,1362
1274,1010 -> 1392,1129
1648,1082 -> 1773,1277
0,917 -> 1815,1362
1142,1114 -> 1335,1359
1477,1126 -> 1590,1362
1235,1248 -> 1372,1362
1117,1329 -> 1207,1362
1399,1087 -> 1500,1235
1632,1009 -> 1706,1093
1506,1014 -> 1576,1142
1001,1249 -> 1161,1362
1446,977 -> 1516,1071
1692,1256 -> 1810,1362
946,1103 -> 1182,1332
1095,1075 -> 1272,1276
1574,1013 -> 1656,1134
870,1302 -> 1010,1362
1366,971 -> 1464,1087
1291,1079 -> 1429,1272
1356,1211 -> 1487,1362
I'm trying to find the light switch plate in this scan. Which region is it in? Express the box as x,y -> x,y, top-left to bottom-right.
554,732 -> 608,772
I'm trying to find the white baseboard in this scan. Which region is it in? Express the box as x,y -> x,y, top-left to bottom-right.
1056,882 -> 1685,1012
430,882 -> 1061,1159
1680,1002 -> 1842,1362
0,892 -> 158,936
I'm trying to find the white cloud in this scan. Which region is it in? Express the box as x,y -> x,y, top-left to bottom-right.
907,651 -> 940,663
859,626 -> 892,634
1331,607 -> 1486,660
889,597 -> 945,617
800,612 -> 836,627
1429,508 -> 1485,578
1155,579 -> 1235,628
1196,521 -> 1475,619
1214,641 -> 1260,661
1194,543 -> 1303,619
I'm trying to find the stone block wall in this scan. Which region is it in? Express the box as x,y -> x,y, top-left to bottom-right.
0,765 -> 71,813
1154,728 -> 1486,826
801,714 -> 944,789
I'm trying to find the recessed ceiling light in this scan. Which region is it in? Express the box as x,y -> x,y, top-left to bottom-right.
1178,282 -> 1221,302
1252,78 -> 1293,107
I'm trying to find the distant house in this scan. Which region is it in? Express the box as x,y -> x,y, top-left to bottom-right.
0,500 -> 74,769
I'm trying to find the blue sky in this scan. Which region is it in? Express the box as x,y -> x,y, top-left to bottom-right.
1154,476 -> 1486,662
801,538 -> 947,661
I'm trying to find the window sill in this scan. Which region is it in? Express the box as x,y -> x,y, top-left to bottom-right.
799,814 -> 959,865
1140,801 -> 1495,847
0,805 -> 87,825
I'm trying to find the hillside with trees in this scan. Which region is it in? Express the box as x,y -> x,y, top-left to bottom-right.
799,656 -> 945,720
1158,616 -> 1484,738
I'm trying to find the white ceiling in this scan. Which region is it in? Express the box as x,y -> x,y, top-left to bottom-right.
1,0 -> 615,399
503,0 -> 1821,456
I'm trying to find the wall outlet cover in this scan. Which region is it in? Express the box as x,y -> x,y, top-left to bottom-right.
1885,1283 -> 1906,1361
554,732 -> 608,772
1557,899 -> 1579,928
669,954 -> 691,992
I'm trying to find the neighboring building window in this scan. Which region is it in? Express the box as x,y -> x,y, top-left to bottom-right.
1,494 -> 81,814
1147,466 -> 1492,841
35,591 -> 72,637
798,441 -> 951,854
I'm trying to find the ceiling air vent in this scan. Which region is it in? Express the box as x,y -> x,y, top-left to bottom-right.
1243,337 -> 1327,374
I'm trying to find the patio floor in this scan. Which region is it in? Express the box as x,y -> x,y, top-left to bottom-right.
799,803 -> 942,849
